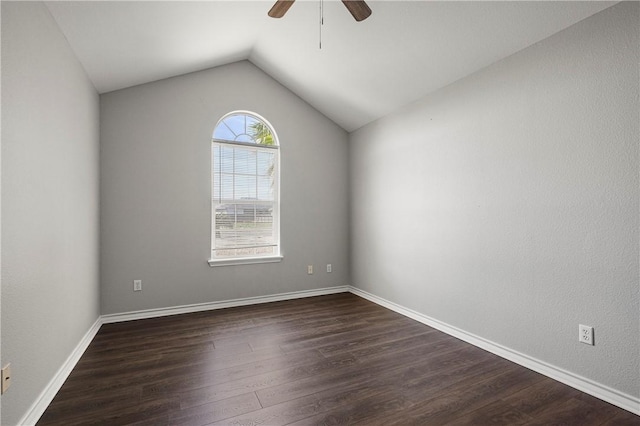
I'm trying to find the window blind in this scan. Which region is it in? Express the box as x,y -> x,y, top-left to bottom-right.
212,141 -> 278,258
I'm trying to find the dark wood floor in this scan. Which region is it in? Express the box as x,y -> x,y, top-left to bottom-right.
38,293 -> 639,425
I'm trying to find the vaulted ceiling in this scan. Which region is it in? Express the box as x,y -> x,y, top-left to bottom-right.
45,1 -> 615,131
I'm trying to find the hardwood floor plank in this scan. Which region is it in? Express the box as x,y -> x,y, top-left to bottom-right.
448,399 -> 535,425
256,342 -> 488,409
86,339 -> 215,357
39,395 -> 178,426
287,390 -> 412,426
316,323 -> 432,357
393,353 -> 512,407
500,378 -> 583,418
140,349 -> 326,394
279,317 -> 419,354
37,387 -> 143,422
374,345 -> 498,389
523,396 -> 621,425
168,392 -> 262,426
36,293 -> 639,426
209,382 -> 388,426
170,353 -> 357,409
347,328 -> 454,359
598,410 -> 640,425
210,318 -> 346,348
384,366 -> 545,425
228,318 -> 380,352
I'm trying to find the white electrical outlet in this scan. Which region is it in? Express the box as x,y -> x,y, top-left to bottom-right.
1,363 -> 11,394
579,324 -> 594,345
307,265 -> 313,275
133,280 -> 142,292
326,264 -> 332,273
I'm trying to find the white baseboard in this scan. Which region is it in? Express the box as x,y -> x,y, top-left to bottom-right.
101,286 -> 350,324
17,318 -> 102,426
348,286 -> 640,416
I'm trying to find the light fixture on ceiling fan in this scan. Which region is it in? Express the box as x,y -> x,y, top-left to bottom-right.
268,0 -> 372,22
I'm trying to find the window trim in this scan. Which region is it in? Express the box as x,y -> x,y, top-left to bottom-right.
209,111 -> 282,267
208,254 -> 283,267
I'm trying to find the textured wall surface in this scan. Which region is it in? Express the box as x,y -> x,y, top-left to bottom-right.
1,2 -> 101,425
350,2 -> 639,398
100,61 -> 350,314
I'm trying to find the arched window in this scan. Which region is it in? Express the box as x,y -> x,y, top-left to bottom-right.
209,112 -> 281,265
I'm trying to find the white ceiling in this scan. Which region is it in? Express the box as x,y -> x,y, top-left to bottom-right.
45,1 -> 615,132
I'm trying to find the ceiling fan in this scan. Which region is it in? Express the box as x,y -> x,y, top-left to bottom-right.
268,0 -> 372,22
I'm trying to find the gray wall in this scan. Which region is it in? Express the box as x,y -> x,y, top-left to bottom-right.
1,2 -> 101,425
350,2 -> 639,398
100,61 -> 350,314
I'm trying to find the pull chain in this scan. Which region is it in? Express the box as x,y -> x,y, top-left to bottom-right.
319,0 -> 324,49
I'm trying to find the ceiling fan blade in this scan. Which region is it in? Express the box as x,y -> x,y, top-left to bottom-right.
268,0 -> 295,18
341,0 -> 372,22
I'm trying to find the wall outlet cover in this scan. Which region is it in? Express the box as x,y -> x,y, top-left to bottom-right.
2,363 -> 12,394
579,324 -> 594,345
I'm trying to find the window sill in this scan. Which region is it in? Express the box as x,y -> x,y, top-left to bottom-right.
208,255 -> 283,267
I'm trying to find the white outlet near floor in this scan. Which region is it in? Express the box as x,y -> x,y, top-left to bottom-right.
307,265 -> 313,275
133,280 -> 142,291
326,264 -> 332,273
579,324 -> 594,345
1,363 -> 12,394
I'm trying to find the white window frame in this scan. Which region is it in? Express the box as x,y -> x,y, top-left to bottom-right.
208,111 -> 282,267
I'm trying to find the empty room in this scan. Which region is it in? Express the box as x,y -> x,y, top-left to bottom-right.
1,0 -> 639,424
